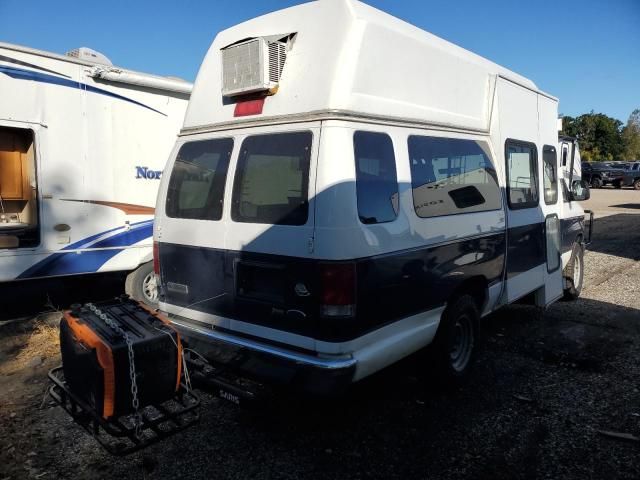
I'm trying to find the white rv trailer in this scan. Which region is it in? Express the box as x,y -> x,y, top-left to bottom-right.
153,0 -> 590,393
0,42 -> 192,304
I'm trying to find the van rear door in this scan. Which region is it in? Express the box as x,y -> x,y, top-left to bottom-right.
157,124 -> 320,341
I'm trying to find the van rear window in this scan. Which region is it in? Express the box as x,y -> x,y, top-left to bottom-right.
165,138 -> 233,220
232,132 -> 312,226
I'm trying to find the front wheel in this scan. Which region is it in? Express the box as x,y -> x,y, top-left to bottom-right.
428,295 -> 479,387
634,179 -> 640,191
590,177 -> 602,189
563,242 -> 584,301
125,261 -> 159,307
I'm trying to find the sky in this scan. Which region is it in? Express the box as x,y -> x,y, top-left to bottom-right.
1,0 -> 638,122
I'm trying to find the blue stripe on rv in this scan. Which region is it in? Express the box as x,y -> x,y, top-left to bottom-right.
0,65 -> 167,116
17,220 -> 154,279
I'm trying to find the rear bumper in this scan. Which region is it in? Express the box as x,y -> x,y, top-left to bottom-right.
168,315 -> 357,396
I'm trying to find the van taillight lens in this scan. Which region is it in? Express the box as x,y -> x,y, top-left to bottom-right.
153,242 -> 160,275
319,262 -> 356,318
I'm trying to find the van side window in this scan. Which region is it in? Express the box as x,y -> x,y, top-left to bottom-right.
408,136 -> 501,218
166,138 -> 234,220
232,131 -> 312,226
353,131 -> 399,224
543,145 -> 558,205
505,140 -> 538,209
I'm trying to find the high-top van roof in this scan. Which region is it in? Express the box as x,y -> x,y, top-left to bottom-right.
185,0 -> 551,133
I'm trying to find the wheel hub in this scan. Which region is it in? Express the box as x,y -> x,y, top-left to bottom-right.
142,272 -> 159,303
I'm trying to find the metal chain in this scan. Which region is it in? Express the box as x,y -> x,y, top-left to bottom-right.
86,303 -> 143,437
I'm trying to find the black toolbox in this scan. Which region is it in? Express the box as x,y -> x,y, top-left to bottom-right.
59,297 -> 182,419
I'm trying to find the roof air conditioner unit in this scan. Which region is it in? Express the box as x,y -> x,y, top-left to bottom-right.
221,37 -> 288,97
65,47 -> 113,66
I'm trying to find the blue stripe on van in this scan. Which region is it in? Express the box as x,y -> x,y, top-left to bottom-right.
17,220 -> 153,279
0,65 -> 166,116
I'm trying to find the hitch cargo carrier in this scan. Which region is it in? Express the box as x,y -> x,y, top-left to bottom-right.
48,297 -> 269,455
49,297 -> 201,455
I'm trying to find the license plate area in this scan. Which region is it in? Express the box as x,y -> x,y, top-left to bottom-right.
236,261 -> 286,304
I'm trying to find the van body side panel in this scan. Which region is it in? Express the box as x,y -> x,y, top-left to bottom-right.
505,223 -> 545,279
158,230 -> 505,344
560,216 -> 585,256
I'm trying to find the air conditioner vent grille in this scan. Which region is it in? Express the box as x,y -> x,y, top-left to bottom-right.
222,39 -> 263,95
221,36 -> 291,97
268,41 -> 287,83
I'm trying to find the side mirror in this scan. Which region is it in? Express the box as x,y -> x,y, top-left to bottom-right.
570,179 -> 590,201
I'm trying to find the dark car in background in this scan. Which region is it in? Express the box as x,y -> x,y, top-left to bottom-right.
623,161 -> 640,190
581,162 -> 627,188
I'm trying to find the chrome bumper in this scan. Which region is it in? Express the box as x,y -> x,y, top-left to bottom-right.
169,316 -> 357,395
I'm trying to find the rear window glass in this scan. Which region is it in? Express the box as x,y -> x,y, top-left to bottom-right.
408,136 -> 501,218
165,138 -> 233,220
232,131 -> 312,225
353,131 -> 399,224
543,145 -> 558,205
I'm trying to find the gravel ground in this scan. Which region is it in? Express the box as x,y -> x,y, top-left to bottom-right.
1,189 -> 639,480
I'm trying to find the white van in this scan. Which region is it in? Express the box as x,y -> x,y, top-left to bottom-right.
153,0 -> 590,393
0,43 -> 191,304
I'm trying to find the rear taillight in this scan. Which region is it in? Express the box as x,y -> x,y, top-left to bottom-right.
319,262 -> 356,318
153,241 -> 160,275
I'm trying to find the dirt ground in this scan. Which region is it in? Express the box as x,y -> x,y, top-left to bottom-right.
1,189 -> 639,480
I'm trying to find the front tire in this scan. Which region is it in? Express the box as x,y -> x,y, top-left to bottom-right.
125,261 -> 159,307
563,242 -> 584,301
429,295 -> 479,387
590,177 -> 602,189
634,179 -> 640,191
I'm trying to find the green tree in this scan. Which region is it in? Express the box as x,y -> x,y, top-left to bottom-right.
621,109 -> 640,160
561,111 -> 624,161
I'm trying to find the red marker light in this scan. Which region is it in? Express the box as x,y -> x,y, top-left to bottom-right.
234,98 -> 265,117
153,241 -> 160,275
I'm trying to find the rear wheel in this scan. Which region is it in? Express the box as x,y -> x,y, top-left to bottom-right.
590,177 -> 602,189
428,295 -> 479,387
563,242 -> 584,301
125,261 -> 158,307
634,179 -> 640,191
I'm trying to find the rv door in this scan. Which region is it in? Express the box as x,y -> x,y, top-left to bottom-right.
0,124 -> 40,252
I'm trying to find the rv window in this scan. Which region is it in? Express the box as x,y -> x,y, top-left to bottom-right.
408,136 -> 501,218
543,145 -> 558,205
353,131 -> 399,224
166,138 -> 234,221
232,131 -> 312,226
505,140 -> 538,209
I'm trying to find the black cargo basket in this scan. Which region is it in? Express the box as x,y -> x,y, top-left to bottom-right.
48,366 -> 200,456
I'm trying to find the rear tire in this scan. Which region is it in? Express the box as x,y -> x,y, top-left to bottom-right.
125,261 -> 158,307
563,242 -> 584,301
590,177 -> 602,189
428,295 -> 479,387
634,179 -> 640,191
